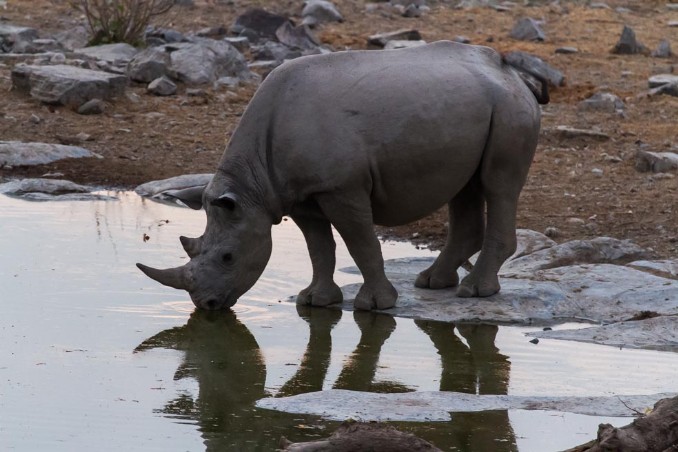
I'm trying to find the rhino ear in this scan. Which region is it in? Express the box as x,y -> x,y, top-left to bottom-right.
211,193 -> 238,211
165,186 -> 206,210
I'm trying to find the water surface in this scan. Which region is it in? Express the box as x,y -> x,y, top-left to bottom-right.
1,192 -> 677,451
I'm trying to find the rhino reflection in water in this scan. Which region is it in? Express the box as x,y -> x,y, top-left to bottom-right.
137,309 -> 515,451
137,41 -> 546,311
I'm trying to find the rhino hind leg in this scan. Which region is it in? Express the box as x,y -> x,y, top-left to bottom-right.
316,192 -> 398,311
415,172 -> 485,290
292,213 -> 343,307
457,105 -> 538,298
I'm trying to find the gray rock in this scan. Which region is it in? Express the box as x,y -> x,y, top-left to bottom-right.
648,73 -> 678,88
147,76 -> 177,96
509,17 -> 545,42
502,51 -> 565,86
129,38 -> 252,86
77,98 -> 105,115
302,0 -> 344,26
402,4 -> 425,17
383,39 -> 427,50
252,41 -> 302,63
368,29 -> 422,47
224,36 -> 250,52
126,46 -> 172,83
611,25 -> 648,55
453,35 -> 471,44
134,173 -> 213,198
669,21 -> 678,28
0,23 -> 39,52
650,81 -> 678,97
74,43 -> 138,64
546,125 -> 610,141
145,27 -> 186,44
652,39 -> 673,58
53,25 -> 89,52
635,150 -> 678,173
528,316 -> 678,350
275,22 -> 320,51
629,259 -> 678,279
167,38 -> 251,85
230,8 -> 291,43
0,141 -> 101,167
555,46 -> 578,54
258,389 -> 676,421
578,92 -> 624,112
500,237 -> 649,278
0,178 -> 89,195
669,3 -> 678,11
11,64 -> 127,106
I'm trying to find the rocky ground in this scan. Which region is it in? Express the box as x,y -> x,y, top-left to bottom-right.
0,0 -> 677,257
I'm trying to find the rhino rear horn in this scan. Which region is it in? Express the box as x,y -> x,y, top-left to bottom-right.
179,235 -> 202,258
136,263 -> 188,290
165,186 -> 206,210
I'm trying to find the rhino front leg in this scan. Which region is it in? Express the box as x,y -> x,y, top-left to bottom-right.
415,172 -> 484,290
316,192 -> 398,311
292,213 -> 343,307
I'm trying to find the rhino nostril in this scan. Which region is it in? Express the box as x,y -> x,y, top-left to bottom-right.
205,299 -> 218,310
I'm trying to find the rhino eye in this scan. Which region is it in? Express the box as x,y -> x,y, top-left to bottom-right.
222,253 -> 233,263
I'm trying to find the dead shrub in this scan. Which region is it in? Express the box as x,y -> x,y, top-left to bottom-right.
71,0 -> 175,46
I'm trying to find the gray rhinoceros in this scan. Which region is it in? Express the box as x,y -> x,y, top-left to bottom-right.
137,41 -> 546,311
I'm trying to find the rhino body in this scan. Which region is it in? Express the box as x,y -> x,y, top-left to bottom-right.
137,41 -> 542,311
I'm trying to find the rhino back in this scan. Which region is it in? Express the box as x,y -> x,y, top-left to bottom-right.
226,41 -> 537,224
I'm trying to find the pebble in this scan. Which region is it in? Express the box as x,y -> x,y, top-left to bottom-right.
77,98 -> 105,115
544,226 -> 560,238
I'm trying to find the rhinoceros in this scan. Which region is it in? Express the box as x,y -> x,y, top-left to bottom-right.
137,41 -> 546,311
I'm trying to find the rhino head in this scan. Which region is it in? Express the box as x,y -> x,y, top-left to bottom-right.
137,184 -> 273,310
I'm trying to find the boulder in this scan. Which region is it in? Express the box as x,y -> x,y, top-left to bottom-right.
74,43 -> 138,64
509,17 -> 545,42
230,8 -> 291,42
0,141 -> 101,167
128,38 -> 252,85
502,51 -> 565,86
11,64 -> 127,106
634,150 -> 678,173
302,0 -> 344,26
611,25 -> 648,55
252,41 -> 302,63
0,23 -> 39,53
648,74 -> 678,88
275,22 -> 320,51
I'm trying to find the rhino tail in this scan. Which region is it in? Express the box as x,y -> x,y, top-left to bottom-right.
501,55 -> 550,105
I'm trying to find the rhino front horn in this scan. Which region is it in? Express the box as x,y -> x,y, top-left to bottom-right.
136,263 -> 188,290
179,235 -> 202,258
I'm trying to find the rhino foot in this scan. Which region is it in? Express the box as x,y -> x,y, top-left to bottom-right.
414,267 -> 459,290
297,281 -> 343,307
354,281 -> 398,311
456,275 -> 500,298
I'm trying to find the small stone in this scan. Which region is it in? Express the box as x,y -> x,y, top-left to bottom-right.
648,74 -> 678,88
77,98 -> 105,115
611,25 -> 648,55
635,150 -> 678,173
669,21 -> 678,28
368,29 -> 422,47
544,226 -> 560,238
147,76 -> 177,96
652,40 -> 673,58
591,168 -> 604,176
29,114 -> 41,124
50,52 -> 66,64
402,4 -> 423,18
186,88 -> 206,97
529,338 -> 539,344
509,17 -> 546,42
302,0 -> 344,26
566,217 -> 586,226
384,40 -> 426,50
453,36 -> 471,44
555,47 -> 578,54
578,92 -> 624,112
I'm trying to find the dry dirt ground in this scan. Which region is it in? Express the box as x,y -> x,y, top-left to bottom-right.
1,0 -> 676,257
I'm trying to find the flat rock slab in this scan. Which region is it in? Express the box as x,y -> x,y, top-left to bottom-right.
11,64 -> 127,106
0,178 -> 116,201
528,316 -> 678,350
0,141 -> 102,166
74,43 -> 138,63
257,389 -> 677,421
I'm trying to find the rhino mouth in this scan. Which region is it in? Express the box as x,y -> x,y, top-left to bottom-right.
193,290 -> 236,311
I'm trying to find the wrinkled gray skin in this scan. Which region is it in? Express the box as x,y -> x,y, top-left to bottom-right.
137,41 -> 541,311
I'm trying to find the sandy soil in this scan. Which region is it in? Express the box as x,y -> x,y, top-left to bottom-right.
0,0 -> 676,257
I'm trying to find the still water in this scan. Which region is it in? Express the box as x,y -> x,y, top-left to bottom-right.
1,192 -> 677,451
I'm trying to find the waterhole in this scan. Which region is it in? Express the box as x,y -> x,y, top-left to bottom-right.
1,192 -> 677,451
